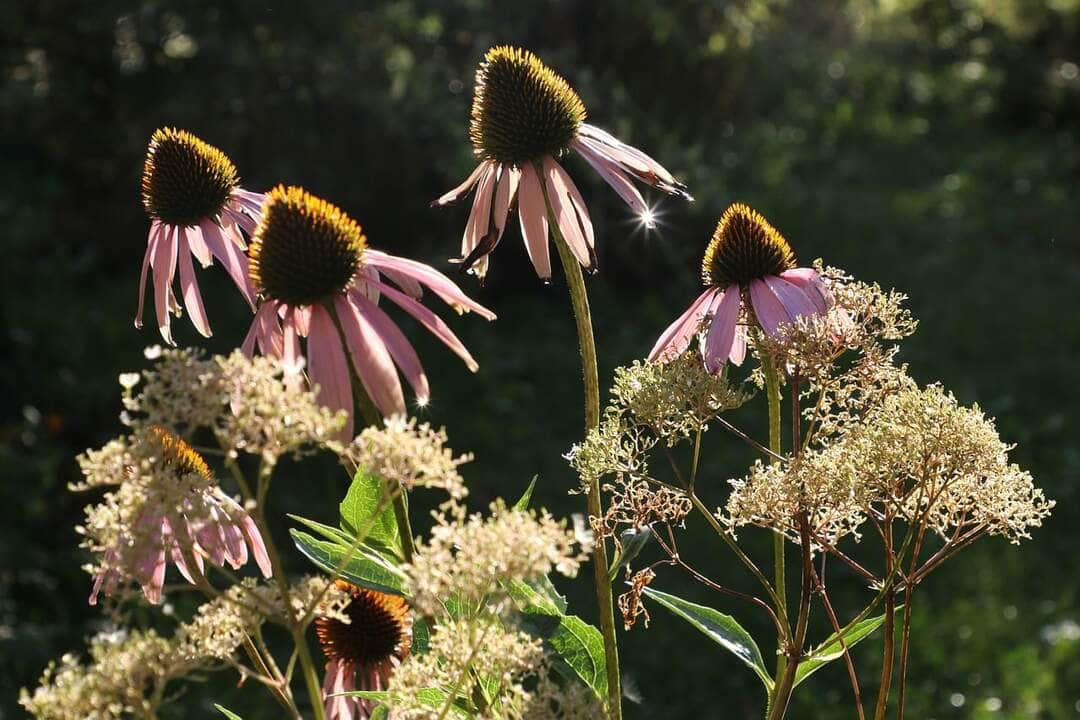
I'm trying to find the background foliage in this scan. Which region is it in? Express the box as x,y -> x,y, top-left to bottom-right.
2,0 -> 1078,717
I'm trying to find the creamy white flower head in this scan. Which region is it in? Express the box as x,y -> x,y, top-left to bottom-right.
404,500 -> 585,618
342,416 -> 472,500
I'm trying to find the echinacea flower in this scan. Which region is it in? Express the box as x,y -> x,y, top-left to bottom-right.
85,427 -> 271,605
316,582 -> 413,720
244,185 -> 495,438
434,46 -> 691,281
137,128 -> 265,344
649,203 -> 832,373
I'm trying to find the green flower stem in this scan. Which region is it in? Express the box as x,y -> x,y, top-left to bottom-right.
546,201 -> 622,718
761,352 -> 788,712
325,301 -> 416,564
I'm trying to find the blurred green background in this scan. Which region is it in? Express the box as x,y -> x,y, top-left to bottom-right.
2,0 -> 1078,717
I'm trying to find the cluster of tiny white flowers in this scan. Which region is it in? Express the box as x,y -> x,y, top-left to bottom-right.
387,617 -> 602,720
19,629 -> 190,720
121,347 -> 346,465
404,500 -> 585,618
342,416 -> 471,499
175,580 -> 267,662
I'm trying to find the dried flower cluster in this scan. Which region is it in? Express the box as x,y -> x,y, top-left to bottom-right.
342,416 -> 471,500
405,500 -> 586,617
121,346 -> 346,465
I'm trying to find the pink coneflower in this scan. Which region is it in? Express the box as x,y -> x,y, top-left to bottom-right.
137,128 -> 264,344
243,185 -> 495,438
316,582 -> 412,720
88,427 -> 271,605
650,203 -> 832,373
434,46 -> 691,281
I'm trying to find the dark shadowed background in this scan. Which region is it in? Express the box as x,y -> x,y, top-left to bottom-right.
2,1 -> 1078,718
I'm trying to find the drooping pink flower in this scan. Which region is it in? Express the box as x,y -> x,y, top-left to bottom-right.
243,186 -> 495,438
433,46 -> 691,281
137,128 -> 264,344
650,203 -> 832,373
86,427 -> 271,606
316,582 -> 412,720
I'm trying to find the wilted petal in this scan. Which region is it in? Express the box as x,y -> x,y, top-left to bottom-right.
334,295 -> 406,419
649,287 -> 718,361
517,163 -> 552,279
307,304 -> 356,439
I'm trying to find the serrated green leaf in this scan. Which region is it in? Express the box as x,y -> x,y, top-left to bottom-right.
214,705 -> 243,720
340,467 -> 401,556
793,606 -> 903,687
644,588 -> 773,691
519,611 -> 607,697
506,578 -> 562,616
513,475 -> 538,511
290,529 -> 406,595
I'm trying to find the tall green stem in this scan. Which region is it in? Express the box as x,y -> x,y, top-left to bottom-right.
546,201 -> 622,719
762,352 -> 788,710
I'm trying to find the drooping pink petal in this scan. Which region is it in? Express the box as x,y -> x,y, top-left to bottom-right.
517,163 -> 551,280
432,162 -> 489,207
572,138 -> 648,215
185,223 -> 213,267
492,164 -> 520,235
240,514 -> 273,577
281,307 -> 304,391
334,295 -> 406,419
195,515 -> 229,568
368,280 -> 480,372
135,223 -> 160,330
364,250 -> 496,320
730,323 -> 747,366
748,278 -> 790,336
150,224 -> 178,345
764,275 -> 817,323
353,293 -> 430,405
648,287 -> 718,362
578,123 -> 691,198
293,304 -> 313,338
307,304 -> 356,439
355,266 -> 382,303
780,268 -> 833,313
543,156 -> 594,269
702,286 -> 743,374
177,227 -> 212,338
243,301 -> 280,358
461,162 -> 497,262
200,219 -> 256,310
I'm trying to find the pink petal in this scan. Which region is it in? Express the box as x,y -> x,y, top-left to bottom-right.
543,156 -> 594,269
461,162 -> 496,260
433,162 -> 489,207
780,268 -> 833,313
701,287 -> 742,374
177,228 -> 212,338
381,267 -> 423,300
572,138 -> 647,215
364,250 -> 496,320
764,275 -> 817,322
578,123 -> 690,198
353,293 -> 430,405
493,165 -> 520,235
185,223 -> 213,267
307,305 -> 356,439
366,280 -> 480,372
748,278 -> 790,335
282,307 -> 304,391
241,514 -> 273,577
200,219 -> 256,310
334,295 -> 406,418
648,287 -> 718,361
151,224 -> 178,345
293,304 -> 313,338
134,223 -> 160,329
517,163 -> 552,280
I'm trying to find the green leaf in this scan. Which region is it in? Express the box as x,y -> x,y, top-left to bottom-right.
289,529 -> 406,595
644,588 -> 773,691
519,611 -> 607,697
513,475 -> 538,511
369,706 -> 390,720
505,578 -> 562,616
793,606 -> 903,687
339,467 -> 401,556
288,513 -> 355,546
214,705 -> 243,720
